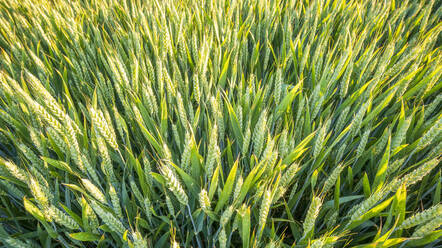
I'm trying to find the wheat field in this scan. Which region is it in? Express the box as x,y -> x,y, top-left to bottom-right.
0,0 -> 441,247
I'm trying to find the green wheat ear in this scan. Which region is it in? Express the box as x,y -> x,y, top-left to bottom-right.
199,189 -> 211,212
303,196 -> 322,238
160,164 -> 188,206
399,204 -> 442,230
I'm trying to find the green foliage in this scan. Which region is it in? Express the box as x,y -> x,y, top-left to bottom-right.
0,0 -> 440,247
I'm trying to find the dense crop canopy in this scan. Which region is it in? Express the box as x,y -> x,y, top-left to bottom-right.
0,0 -> 441,247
